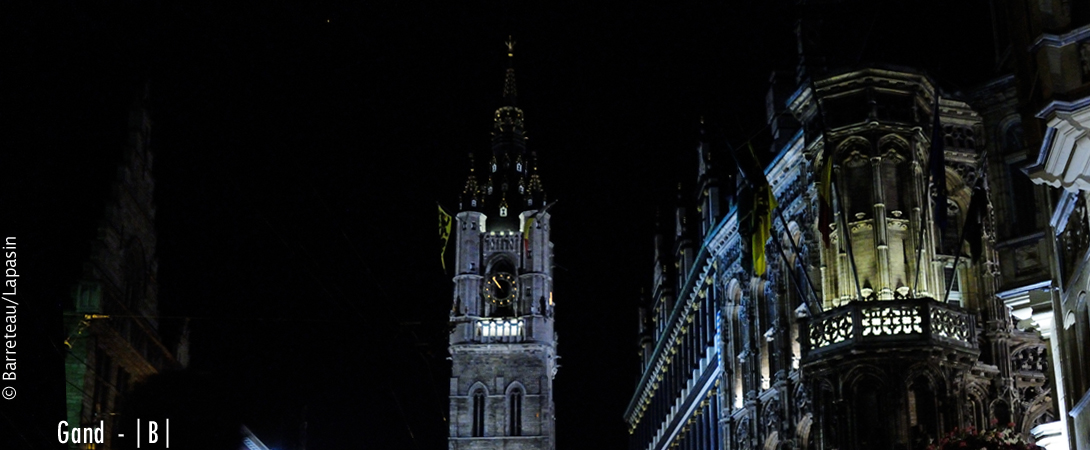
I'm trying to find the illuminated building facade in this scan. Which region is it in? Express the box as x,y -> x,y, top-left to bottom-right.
1006,2 -> 1090,449
446,39 -> 558,450
624,6 -> 1070,450
63,86 -> 189,449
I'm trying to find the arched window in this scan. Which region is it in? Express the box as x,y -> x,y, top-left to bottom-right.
877,137 -> 909,213
1003,121 -> 1024,154
907,375 -> 938,443
472,389 -> 486,437
508,388 -> 523,436
841,146 -> 873,220
853,376 -> 892,449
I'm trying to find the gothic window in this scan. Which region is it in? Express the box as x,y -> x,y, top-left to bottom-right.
907,376 -> 938,444
991,400 -> 1011,426
944,125 -> 976,150
853,377 -> 892,449
839,141 -> 873,220
472,389 -> 486,437
878,138 -> 910,214
1003,122 -> 1025,154
815,382 -> 838,447
508,388 -> 523,436
964,393 -> 985,431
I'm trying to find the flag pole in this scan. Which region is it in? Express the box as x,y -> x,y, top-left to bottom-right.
772,202 -> 824,314
832,175 -> 865,301
911,194 -> 928,297
915,91 -> 946,297
942,150 -> 989,304
727,143 -> 822,316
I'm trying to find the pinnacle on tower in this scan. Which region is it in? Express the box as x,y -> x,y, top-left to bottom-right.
457,37 -> 544,225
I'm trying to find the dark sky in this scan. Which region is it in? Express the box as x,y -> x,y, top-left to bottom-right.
4,1 -> 999,449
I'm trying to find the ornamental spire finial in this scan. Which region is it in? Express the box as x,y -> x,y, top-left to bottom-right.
503,37 -> 518,101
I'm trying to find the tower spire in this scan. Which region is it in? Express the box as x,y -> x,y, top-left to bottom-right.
503,36 -> 517,104
460,152 -> 481,211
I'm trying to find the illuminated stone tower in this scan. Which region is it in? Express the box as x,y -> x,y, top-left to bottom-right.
447,38 -> 557,450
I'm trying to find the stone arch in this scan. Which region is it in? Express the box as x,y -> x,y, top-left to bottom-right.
901,363 -> 944,392
763,431 -> 780,450
878,134 -> 912,213
1021,392 -> 1055,436
468,382 -> 489,437
836,136 -> 874,219
468,381 -> 489,396
846,369 -> 894,450
835,135 -> 872,158
781,221 -> 802,266
505,381 -> 526,437
903,364 -> 942,442
727,278 -> 743,304
485,254 -> 517,275
997,115 -> 1025,154
989,398 -> 1012,426
843,364 -> 888,391
962,381 -> 989,429
877,134 -> 910,157
724,277 -> 746,409
796,413 -> 814,450
504,380 -> 526,396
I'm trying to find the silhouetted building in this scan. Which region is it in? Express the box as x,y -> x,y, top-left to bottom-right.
63,85 -> 189,449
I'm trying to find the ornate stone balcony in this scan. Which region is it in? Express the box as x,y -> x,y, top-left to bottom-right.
801,297 -> 977,364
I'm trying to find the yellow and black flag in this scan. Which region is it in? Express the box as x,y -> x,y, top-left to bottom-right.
523,215 -> 534,253
961,182 -> 987,262
752,183 -> 778,276
438,204 -> 453,271
733,142 -> 778,276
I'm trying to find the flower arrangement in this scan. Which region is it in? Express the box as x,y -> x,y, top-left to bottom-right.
926,419 -> 1039,450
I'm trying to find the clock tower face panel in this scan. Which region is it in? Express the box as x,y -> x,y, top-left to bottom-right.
486,271 -> 517,307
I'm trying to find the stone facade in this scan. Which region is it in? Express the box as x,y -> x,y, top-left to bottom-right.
624,68 -> 1059,450
447,42 -> 558,450
1003,2 -> 1090,449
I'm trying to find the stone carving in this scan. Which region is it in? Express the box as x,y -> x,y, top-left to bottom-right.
736,416 -> 751,448
1011,345 -> 1048,373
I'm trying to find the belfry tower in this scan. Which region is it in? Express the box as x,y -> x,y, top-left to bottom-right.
447,38 -> 558,450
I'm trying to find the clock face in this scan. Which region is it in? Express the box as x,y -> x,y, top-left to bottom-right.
486,272 -> 517,306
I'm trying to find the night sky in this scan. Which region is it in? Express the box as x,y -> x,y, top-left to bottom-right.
5,2 -> 998,449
